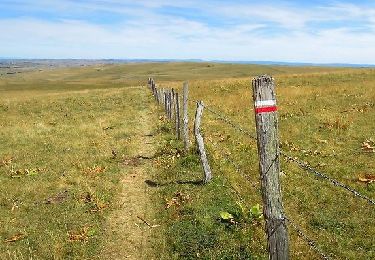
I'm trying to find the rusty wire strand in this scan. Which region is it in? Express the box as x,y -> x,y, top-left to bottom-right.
205,136 -> 259,190
202,103 -> 375,206
286,217 -> 330,260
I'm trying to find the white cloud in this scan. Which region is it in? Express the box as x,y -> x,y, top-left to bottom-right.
1,1 -> 375,63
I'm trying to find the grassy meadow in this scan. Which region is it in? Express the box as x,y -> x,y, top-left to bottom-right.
154,67 -> 375,259
0,62 -> 374,259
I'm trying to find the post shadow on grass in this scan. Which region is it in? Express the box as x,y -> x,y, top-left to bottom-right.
145,179 -> 204,187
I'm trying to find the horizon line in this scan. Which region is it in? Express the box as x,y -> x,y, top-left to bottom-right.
1,58 -> 375,67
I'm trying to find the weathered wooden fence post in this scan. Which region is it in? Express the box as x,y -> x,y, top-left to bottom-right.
175,93 -> 181,139
194,101 -> 212,183
159,88 -> 163,105
183,82 -> 190,151
169,91 -> 173,120
164,92 -> 168,116
252,75 -> 289,260
156,88 -> 159,104
171,88 -> 175,119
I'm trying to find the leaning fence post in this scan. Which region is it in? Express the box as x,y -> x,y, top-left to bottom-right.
194,101 -> 212,183
183,82 -> 190,151
252,75 -> 289,260
175,93 -> 181,139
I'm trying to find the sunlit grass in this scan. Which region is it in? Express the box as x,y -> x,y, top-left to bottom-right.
0,86 -> 152,259
1,63 -> 374,259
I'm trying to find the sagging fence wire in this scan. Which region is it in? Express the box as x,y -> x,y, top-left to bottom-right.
285,217 -> 330,260
205,134 -> 259,190
281,152 -> 375,205
206,129 -> 330,260
202,102 -> 258,140
201,102 -> 375,206
202,111 -> 330,260
149,79 -> 372,258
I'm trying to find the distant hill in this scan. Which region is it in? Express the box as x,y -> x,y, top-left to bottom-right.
1,58 -> 374,68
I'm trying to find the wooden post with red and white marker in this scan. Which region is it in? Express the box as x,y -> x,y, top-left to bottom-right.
252,75 -> 289,260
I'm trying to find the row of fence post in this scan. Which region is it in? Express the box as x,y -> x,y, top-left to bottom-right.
147,77 -> 212,184
147,75 -> 288,259
148,78 -> 183,142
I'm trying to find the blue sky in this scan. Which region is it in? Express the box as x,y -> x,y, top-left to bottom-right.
1,0 -> 375,63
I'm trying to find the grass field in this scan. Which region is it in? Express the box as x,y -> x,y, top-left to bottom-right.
1,62 -> 374,259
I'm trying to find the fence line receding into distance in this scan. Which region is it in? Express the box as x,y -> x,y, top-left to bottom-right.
146,76 -> 374,260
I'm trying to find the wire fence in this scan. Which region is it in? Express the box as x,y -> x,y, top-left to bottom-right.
202,103 -> 375,206
148,78 -> 374,259
199,102 -> 374,259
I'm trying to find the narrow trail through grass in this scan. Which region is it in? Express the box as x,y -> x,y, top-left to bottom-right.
101,89 -> 160,259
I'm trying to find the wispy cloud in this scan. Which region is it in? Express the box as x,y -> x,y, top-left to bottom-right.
0,0 -> 375,63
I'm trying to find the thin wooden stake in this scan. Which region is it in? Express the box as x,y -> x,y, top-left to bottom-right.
171,88 -> 175,119
164,92 -> 168,115
194,101 -> 212,183
252,75 -> 289,260
183,82 -> 190,151
168,91 -> 172,120
175,93 -> 181,139
156,88 -> 159,104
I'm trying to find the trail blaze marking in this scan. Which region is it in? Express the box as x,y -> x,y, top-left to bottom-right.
255,99 -> 277,114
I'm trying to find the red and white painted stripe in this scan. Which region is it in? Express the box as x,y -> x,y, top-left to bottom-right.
255,99 -> 277,114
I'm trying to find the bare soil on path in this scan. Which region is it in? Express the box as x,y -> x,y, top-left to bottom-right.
101,89 -> 160,260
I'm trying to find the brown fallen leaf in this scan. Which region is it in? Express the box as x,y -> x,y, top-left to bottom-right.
4,233 -> 25,243
123,157 -> 141,166
90,202 -> 107,213
1,156 -> 13,167
361,140 -> 375,153
45,190 -> 69,204
68,227 -> 89,242
165,192 -> 190,209
358,174 -> 375,184
83,165 -> 106,175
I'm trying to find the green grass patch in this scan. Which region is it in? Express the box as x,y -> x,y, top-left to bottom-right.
149,127 -> 268,259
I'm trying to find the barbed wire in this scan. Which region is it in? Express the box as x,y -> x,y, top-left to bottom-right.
200,102 -> 375,206
281,152 -> 375,205
285,217 -> 330,260
199,103 -> 332,259
205,135 -> 259,190
200,102 -> 258,140
204,134 -> 330,259
150,81 -> 370,258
